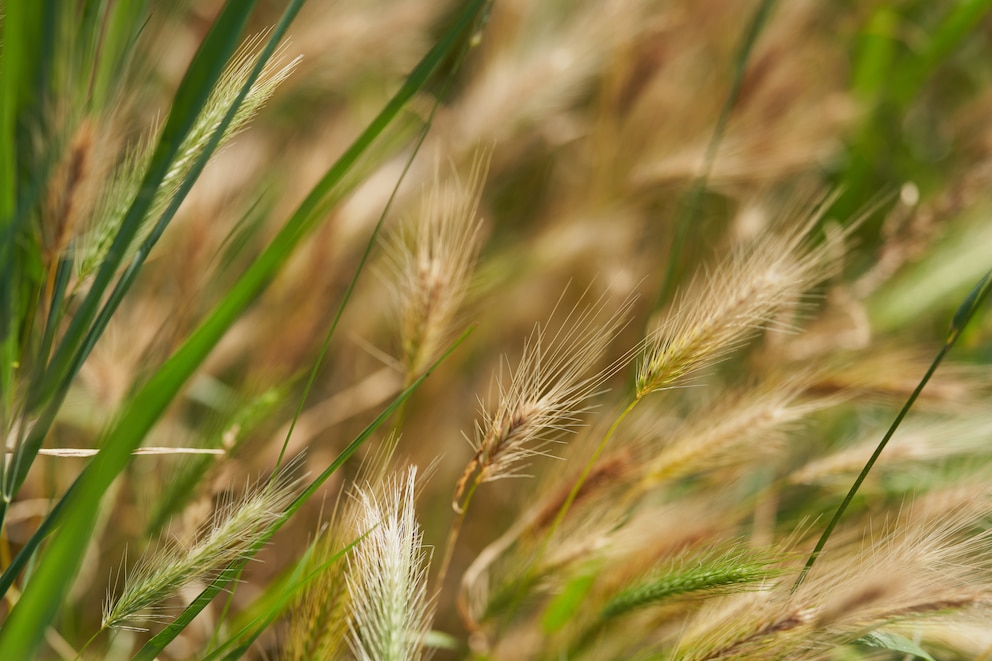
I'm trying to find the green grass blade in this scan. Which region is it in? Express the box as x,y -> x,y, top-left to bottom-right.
200,535 -> 361,661
793,268 -> 992,592
655,0 -> 776,309
0,0 -> 44,435
3,0 -> 259,513
857,631 -> 936,661
132,328 -> 473,661
892,0 -> 992,106
88,1 -> 150,112
31,0 -> 257,413
0,1 -> 32,220
0,476 -> 78,599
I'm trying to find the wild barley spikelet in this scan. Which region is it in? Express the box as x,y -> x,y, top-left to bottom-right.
102,463 -> 301,630
459,290 -> 634,499
638,375 -> 835,488
76,34 -> 301,280
674,493 -> 992,660
637,202 -> 845,398
382,152 -> 489,380
346,466 -> 433,661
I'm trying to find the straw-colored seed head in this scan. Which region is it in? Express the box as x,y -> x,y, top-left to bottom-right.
76,34 -> 301,281
636,202 -> 845,399
102,462 -> 302,630
382,152 -> 489,379
468,289 -> 634,488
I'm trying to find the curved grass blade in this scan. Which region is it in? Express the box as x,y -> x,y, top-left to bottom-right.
132,327 -> 473,661
3,0 -> 260,517
0,2 -> 261,655
793,268 -> 992,591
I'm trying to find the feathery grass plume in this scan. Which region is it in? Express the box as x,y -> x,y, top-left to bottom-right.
460,288 -> 634,495
101,460 -> 302,630
381,151 -> 490,382
439,288 -> 633,597
346,466 -> 434,661
285,435 -> 404,660
553,543 -> 786,658
636,375 -> 837,491
75,34 -> 301,282
673,492 -> 992,661
636,198 -> 846,399
790,414 -> 992,487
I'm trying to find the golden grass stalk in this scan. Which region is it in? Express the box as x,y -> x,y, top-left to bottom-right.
101,462 -> 301,631
346,466 -> 433,661
284,523 -> 354,661
636,199 -> 846,399
381,151 -> 490,382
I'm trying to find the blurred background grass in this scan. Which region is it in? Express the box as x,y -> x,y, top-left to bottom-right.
3,0 -> 992,658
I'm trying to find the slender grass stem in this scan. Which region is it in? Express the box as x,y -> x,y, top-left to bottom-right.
74,630 -> 100,661
656,0 -> 777,309
437,473 -> 480,593
489,397 -> 643,628
542,397 -> 641,549
273,0 -> 480,471
793,269 -> 991,592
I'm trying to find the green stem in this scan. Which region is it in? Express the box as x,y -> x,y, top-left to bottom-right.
656,0 -> 776,309
436,474 -> 480,593
542,397 -> 641,549
793,269 -> 991,592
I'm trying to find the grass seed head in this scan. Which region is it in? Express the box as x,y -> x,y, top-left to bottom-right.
346,466 -> 434,661
101,461 -> 302,631
636,201 -> 846,398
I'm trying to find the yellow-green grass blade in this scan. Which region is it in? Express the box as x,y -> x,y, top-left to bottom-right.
201,534 -> 363,661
